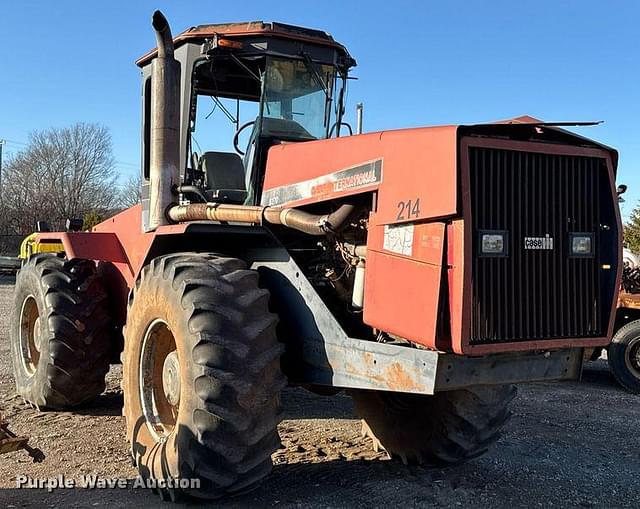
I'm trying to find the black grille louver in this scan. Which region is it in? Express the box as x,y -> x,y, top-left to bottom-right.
469,146 -> 614,345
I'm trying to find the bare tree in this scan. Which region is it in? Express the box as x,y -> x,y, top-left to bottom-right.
1,123 -> 119,234
118,173 -> 143,209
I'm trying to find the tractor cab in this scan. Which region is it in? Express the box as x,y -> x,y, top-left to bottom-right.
136,21 -> 355,229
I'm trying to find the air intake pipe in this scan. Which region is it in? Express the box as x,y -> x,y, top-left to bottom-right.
148,10 -> 181,230
167,203 -> 355,236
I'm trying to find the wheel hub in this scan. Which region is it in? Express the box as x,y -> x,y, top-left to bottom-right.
622,336 -> 640,380
139,319 -> 179,441
162,351 -> 181,407
19,296 -> 41,376
33,317 -> 43,352
630,341 -> 640,367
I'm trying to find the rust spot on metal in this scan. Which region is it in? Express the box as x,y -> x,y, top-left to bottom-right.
385,362 -> 426,392
344,358 -> 385,384
344,361 -> 359,375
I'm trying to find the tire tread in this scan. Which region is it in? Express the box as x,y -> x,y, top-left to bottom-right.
12,254 -> 113,409
123,253 -> 284,501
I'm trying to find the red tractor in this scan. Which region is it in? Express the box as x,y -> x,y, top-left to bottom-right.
10,11 -> 622,501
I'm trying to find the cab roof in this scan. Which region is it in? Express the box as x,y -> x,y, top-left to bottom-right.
136,21 -> 352,67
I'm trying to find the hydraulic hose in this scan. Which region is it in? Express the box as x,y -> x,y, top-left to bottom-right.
176,185 -> 208,203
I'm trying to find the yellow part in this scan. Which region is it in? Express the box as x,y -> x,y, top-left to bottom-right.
19,233 -> 64,260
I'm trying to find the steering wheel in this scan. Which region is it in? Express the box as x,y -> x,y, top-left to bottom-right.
233,120 -> 255,155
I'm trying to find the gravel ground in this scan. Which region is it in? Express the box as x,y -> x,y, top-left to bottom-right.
0,273 -> 638,508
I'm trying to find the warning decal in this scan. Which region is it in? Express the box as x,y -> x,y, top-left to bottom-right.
383,223 -> 414,256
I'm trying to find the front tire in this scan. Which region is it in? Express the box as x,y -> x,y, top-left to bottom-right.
608,320 -> 640,394
351,385 -> 516,465
122,253 -> 285,501
10,254 -> 113,409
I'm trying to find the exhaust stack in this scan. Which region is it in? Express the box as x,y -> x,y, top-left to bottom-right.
356,103 -> 364,134
149,10 -> 180,229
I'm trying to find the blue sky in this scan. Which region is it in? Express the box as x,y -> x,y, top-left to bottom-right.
0,1 -> 638,217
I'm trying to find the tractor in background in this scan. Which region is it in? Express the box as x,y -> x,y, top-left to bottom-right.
10,11 -> 622,501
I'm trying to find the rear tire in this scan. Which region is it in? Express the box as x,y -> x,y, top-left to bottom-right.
608,320 -> 640,394
351,385 -> 516,465
122,253 -> 285,501
10,254 -> 113,409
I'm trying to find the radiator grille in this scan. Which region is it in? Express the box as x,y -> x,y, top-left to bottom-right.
469,146 -> 610,344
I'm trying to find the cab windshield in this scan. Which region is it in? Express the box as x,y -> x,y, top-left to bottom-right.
260,56 -> 336,140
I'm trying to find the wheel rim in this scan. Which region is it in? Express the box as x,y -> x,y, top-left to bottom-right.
19,296 -> 41,376
624,336 -> 640,380
139,319 -> 180,442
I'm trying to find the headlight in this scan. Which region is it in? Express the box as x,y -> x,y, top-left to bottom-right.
479,231 -> 508,257
569,233 -> 594,257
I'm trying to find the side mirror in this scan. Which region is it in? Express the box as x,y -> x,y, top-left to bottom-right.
617,184 -> 628,195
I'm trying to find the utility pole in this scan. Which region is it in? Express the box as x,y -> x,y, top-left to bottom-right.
0,139 -> 4,202
0,139 -> 4,244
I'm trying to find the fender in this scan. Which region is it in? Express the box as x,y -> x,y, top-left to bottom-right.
34,204 -> 276,328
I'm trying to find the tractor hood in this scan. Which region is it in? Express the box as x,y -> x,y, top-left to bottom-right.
261,116 -> 618,227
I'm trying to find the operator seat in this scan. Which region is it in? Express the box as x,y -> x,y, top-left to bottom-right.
200,151 -> 248,204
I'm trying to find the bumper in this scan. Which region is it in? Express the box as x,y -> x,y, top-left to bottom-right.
295,332 -> 584,395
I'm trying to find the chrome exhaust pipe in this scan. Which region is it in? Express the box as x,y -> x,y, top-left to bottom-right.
356,103 -> 364,135
148,10 -> 181,229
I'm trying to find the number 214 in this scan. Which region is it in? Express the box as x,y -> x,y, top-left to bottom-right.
396,198 -> 421,220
